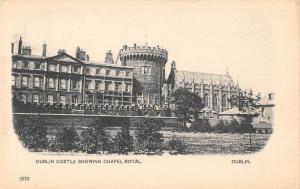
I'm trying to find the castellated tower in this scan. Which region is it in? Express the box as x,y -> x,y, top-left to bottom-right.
119,44 -> 168,106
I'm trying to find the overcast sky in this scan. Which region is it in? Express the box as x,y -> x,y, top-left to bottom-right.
2,0 -> 297,96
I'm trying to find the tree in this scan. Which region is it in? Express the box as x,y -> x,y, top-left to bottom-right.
14,116 -> 48,151
134,118 -> 164,153
55,124 -> 79,152
80,120 -> 112,154
171,88 -> 203,128
114,119 -> 134,154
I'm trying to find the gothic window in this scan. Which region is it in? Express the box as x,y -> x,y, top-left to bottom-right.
222,94 -> 227,108
96,69 -> 100,75
204,93 -> 209,107
213,94 -> 218,110
106,69 -> 111,76
72,80 -> 78,90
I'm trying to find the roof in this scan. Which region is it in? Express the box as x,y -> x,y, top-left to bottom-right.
258,93 -> 274,106
219,107 -> 252,115
12,54 -> 44,59
176,70 -> 234,86
83,61 -> 134,69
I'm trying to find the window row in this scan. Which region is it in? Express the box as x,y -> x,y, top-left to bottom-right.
85,80 -> 131,92
85,67 -> 132,78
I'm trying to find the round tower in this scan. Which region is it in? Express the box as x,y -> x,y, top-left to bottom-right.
119,44 -> 168,105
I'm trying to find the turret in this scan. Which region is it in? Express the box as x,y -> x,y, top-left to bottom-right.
105,50 -> 114,64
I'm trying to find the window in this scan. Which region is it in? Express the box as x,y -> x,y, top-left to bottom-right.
116,71 -> 120,77
60,79 -> 66,89
85,68 -> 90,74
141,67 -> 150,75
73,66 -> 80,73
61,65 -> 67,72
47,95 -> 54,105
126,71 -> 131,77
23,61 -> 29,69
125,83 -> 130,92
204,93 -> 209,107
12,62 -> 17,69
96,69 -> 100,75
85,80 -> 92,89
60,95 -> 66,105
20,94 -> 27,103
48,78 -> 54,88
105,82 -> 109,91
72,80 -> 78,90
115,82 -> 121,91
72,96 -> 78,104
33,94 -> 39,103
35,62 -> 41,70
21,76 -> 28,86
213,94 -> 218,110
48,64 -> 55,71
222,94 -> 227,108
106,70 -> 110,76
34,77 -> 40,88
12,75 -> 16,86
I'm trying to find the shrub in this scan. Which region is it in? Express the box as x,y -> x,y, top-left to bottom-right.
114,120 -> 133,154
238,118 -> 254,133
55,125 -> 79,152
14,116 -> 48,151
80,121 -> 112,154
213,120 -> 226,133
167,136 -> 186,154
190,119 -> 212,132
134,118 -> 164,154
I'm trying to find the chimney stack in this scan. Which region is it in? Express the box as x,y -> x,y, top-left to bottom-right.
75,46 -> 86,61
42,42 -> 47,57
11,43 -> 14,54
21,46 -> 32,55
18,37 -> 22,54
105,50 -> 114,64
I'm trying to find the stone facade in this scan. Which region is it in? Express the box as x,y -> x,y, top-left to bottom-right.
11,37 -> 134,110
119,44 -> 168,106
164,61 -> 241,117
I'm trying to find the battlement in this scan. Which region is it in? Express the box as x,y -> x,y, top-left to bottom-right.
120,44 -> 168,62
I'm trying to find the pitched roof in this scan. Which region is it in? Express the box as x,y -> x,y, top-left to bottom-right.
258,93 -> 274,106
47,52 -> 83,64
176,70 -> 234,86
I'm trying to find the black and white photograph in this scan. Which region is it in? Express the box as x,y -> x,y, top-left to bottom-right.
0,1 -> 299,189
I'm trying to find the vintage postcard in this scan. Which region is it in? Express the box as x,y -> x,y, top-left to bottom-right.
0,0 -> 299,188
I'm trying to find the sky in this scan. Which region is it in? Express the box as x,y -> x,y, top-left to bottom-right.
1,0 -> 297,96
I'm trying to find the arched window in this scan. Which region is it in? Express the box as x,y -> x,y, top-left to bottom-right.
204,93 -> 209,107
213,94 -> 218,110
222,94 -> 227,108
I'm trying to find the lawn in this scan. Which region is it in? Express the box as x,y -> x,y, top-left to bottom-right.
162,131 -> 270,154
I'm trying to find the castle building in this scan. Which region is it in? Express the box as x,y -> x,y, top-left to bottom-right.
11,37 -> 134,110
165,61 -> 241,117
119,44 -> 168,107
